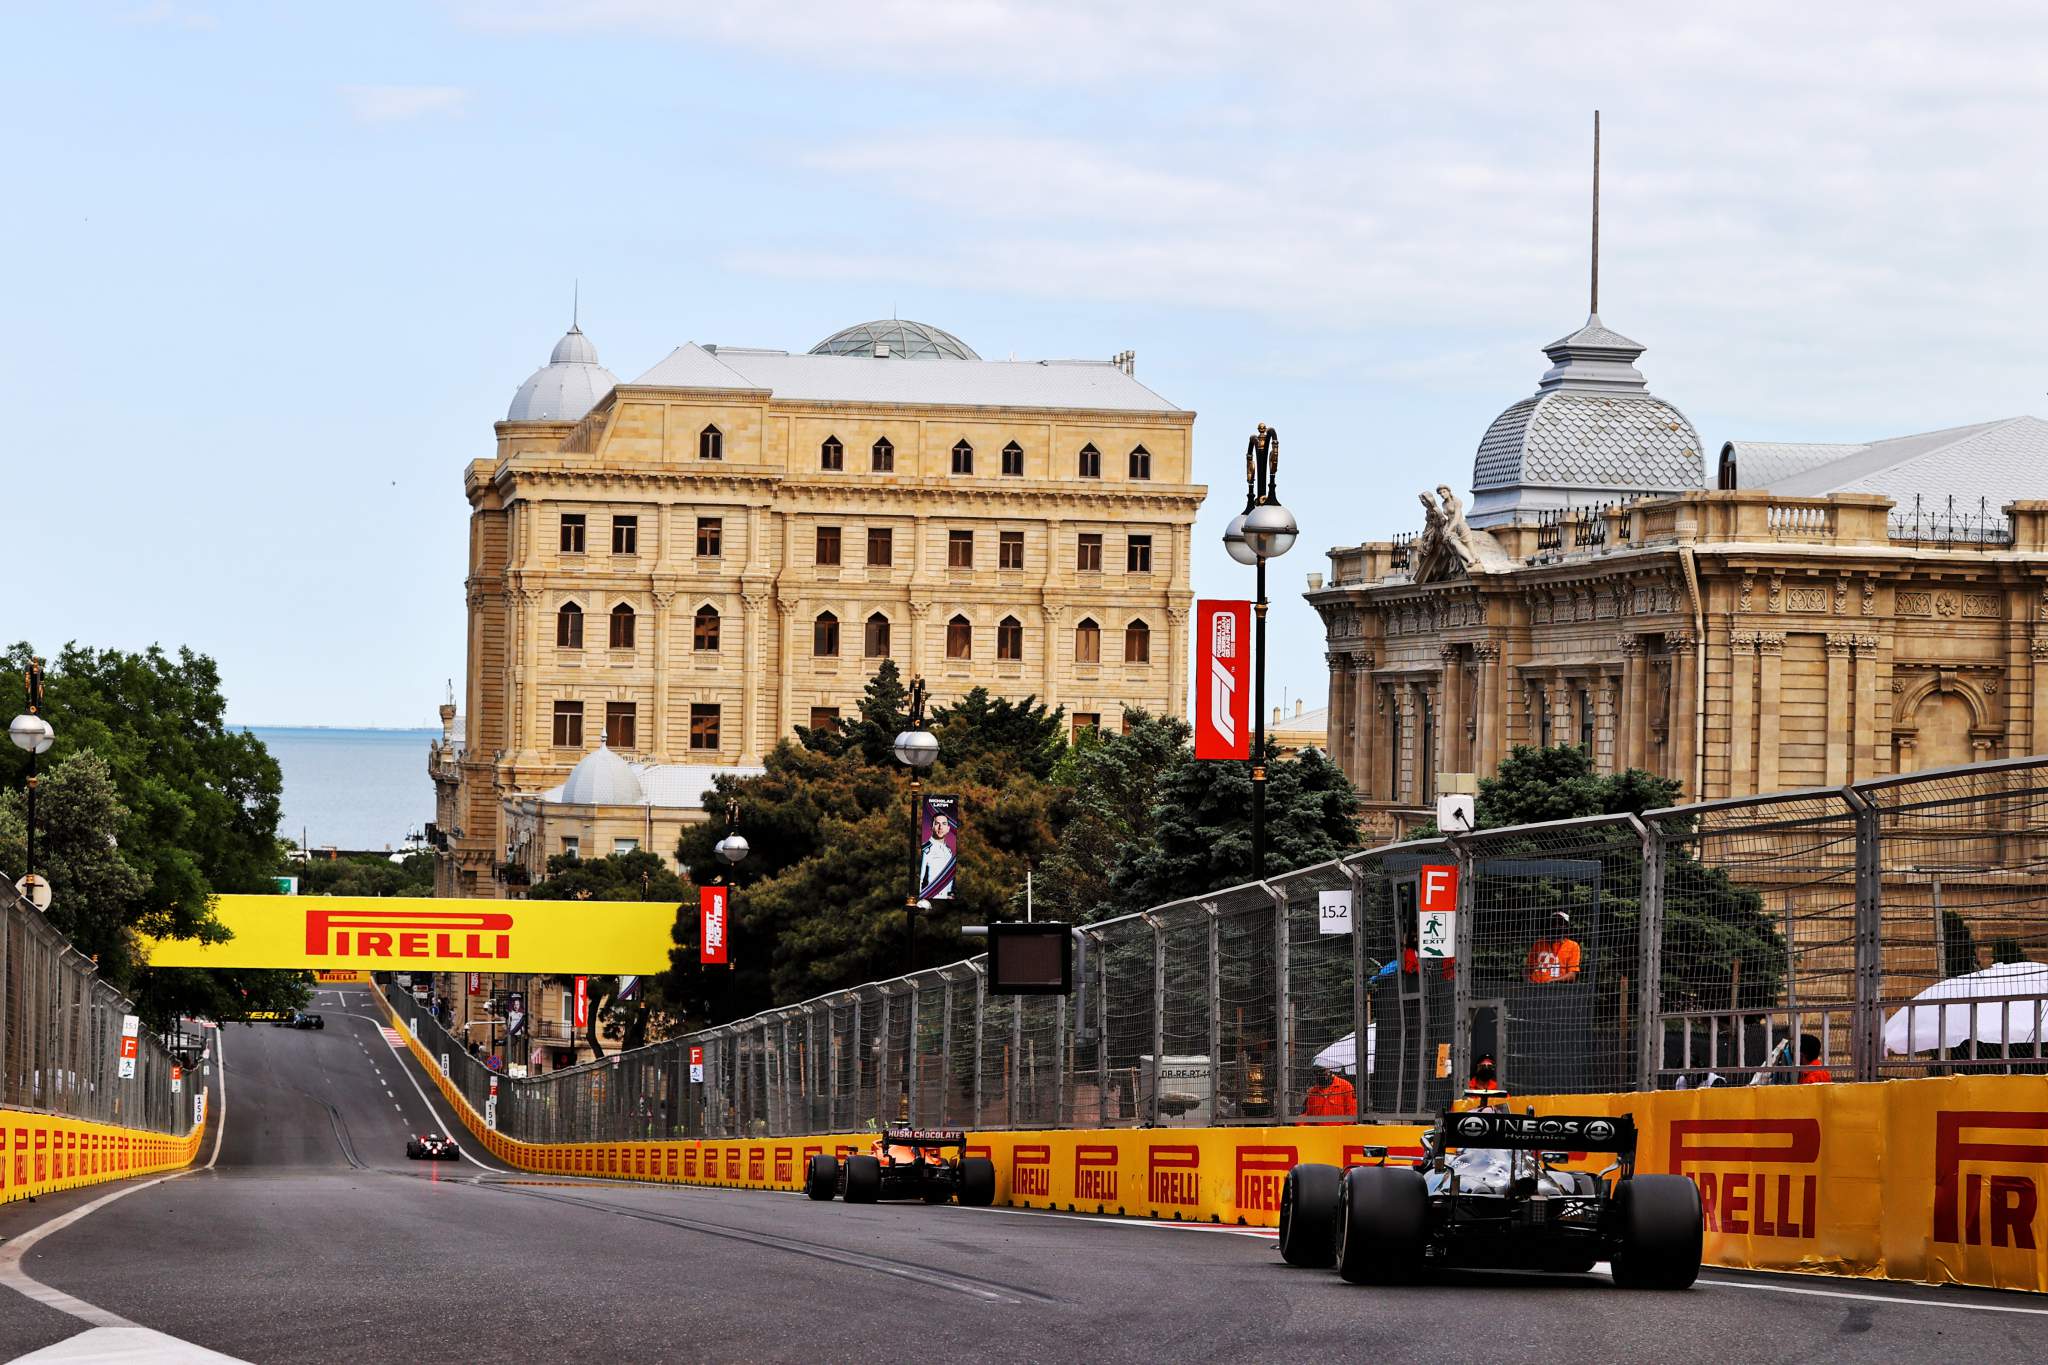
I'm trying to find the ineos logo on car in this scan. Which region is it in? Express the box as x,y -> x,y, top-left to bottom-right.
1586,1120 -> 1616,1142
1457,1115 -> 1489,1137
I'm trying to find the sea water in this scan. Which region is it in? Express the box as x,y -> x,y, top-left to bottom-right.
243,726 -> 438,852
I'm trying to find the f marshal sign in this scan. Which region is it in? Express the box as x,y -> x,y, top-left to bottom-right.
141,896 -> 679,974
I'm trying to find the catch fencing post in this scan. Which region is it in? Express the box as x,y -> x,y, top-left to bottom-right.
939,976 -> 954,1128
906,986 -> 921,1127
1449,837 -> 1475,1095
1148,913 -> 1165,1128
1093,931 -> 1110,1124
971,963 -> 986,1127
1053,975 -> 1068,1128
1205,903 -> 1222,1126
1009,992 -> 1023,1126
1843,785 -> 1882,1082
876,988 -> 892,1125
1628,813 -> 1663,1091
1342,860 -> 1368,1123
1270,882 -> 1291,1120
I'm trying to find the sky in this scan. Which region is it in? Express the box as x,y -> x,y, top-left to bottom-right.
6,2 -> 2046,728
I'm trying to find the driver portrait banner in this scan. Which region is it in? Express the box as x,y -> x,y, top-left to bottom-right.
918,795 -> 960,901
140,895 -> 678,973
1194,600 -> 1250,760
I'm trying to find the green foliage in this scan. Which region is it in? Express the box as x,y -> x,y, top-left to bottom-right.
1990,936 -> 2028,966
1107,743 -> 1362,917
799,658 -> 910,766
1026,708 -> 1190,924
1474,744 -> 1681,829
291,851 -> 434,899
0,752 -> 148,975
2,642 -> 301,1028
929,688 -> 1066,784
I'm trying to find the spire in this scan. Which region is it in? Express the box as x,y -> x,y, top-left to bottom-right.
572,279 -> 580,332
1590,110 -> 1601,316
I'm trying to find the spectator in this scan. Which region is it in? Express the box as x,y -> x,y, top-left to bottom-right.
1467,1053 -> 1503,1096
1301,1065 -> 1355,1118
1525,911 -> 1583,983
1797,1034 -> 1831,1084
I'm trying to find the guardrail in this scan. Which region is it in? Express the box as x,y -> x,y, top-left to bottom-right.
429,754 -> 2048,1143
0,886 -> 195,1137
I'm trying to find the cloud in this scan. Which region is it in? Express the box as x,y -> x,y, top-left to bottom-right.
338,84 -> 470,124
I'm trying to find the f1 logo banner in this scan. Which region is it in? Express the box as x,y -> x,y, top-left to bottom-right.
701,886 -> 729,966
573,976 -> 590,1030
140,895 -> 678,973
1194,600 -> 1251,760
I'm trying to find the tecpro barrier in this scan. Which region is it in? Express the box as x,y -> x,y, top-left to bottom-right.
379,990 -> 2047,1295
0,1110 -> 207,1206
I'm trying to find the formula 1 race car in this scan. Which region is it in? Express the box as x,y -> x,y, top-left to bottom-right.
1277,1109 -> 1702,1289
405,1133 -> 461,1161
272,1010 -> 325,1030
805,1128 -> 997,1207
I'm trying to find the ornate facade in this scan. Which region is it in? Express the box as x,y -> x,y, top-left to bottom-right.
1312,309 -> 2048,839
433,319 -> 1202,896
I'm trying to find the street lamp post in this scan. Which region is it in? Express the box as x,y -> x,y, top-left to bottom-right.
715,797 -> 750,977
891,676 -> 939,975
1222,426 -> 1297,879
10,657 -> 55,901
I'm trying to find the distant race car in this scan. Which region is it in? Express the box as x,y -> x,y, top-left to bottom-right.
1277,1108 -> 1702,1289
406,1133 -> 460,1161
269,1010 -> 325,1029
806,1129 -> 996,1207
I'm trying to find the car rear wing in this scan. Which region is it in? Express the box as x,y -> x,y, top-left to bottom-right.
883,1127 -> 967,1148
1439,1111 -> 1636,1154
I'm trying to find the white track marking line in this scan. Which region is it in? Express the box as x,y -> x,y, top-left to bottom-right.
335,1010 -> 497,1173
1694,1274 -> 2048,1316
0,1024 -> 229,1338
957,1203 -> 1277,1238
11,1324 -> 251,1361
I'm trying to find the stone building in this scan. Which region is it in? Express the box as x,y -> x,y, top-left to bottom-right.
1310,307 -> 2048,840
433,318 -> 1203,895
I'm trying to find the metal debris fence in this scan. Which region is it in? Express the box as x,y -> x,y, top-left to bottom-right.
388,756 -> 2048,1143
0,887 -> 195,1135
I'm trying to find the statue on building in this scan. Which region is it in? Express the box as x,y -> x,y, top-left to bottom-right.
1414,486 -> 1483,583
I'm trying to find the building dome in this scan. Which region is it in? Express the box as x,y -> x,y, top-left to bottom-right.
557,740 -> 644,806
808,319 -> 980,361
507,325 -> 619,422
1466,314 -> 1703,528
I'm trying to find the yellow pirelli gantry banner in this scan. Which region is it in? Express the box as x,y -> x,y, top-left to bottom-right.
143,896 -> 680,973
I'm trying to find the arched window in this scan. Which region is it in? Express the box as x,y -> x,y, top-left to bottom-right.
1124,618 -> 1150,663
1128,444 -> 1151,480
997,615 -> 1023,661
946,614 -> 972,660
814,611 -> 840,658
693,604 -> 720,652
871,437 -> 895,473
864,612 -> 891,658
1001,440 -> 1024,477
1074,617 -> 1100,664
555,601 -> 583,649
821,435 -> 844,471
952,439 -> 974,475
699,425 -> 723,461
609,602 -> 636,649
1077,443 -> 1101,478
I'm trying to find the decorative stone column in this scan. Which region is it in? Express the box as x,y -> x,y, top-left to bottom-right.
1729,631 -> 1757,796
652,586 -> 678,760
1473,642 -> 1502,773
1824,633 -> 1853,785
1439,644 -> 1463,774
740,589 -> 769,762
1667,632 -> 1698,797
1619,636 -> 1647,771
1756,631 -> 1785,794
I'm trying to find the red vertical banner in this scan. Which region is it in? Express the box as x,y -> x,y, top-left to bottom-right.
700,886 -> 729,966
467,972 -> 482,996
573,975 -> 589,1029
1194,599 -> 1252,760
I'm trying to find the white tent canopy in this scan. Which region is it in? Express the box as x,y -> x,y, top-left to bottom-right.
1883,960 -> 2048,1055
1312,1027 -> 1376,1075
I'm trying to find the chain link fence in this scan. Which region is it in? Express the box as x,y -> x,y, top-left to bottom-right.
0,888 -> 195,1135
389,755 -> 2048,1143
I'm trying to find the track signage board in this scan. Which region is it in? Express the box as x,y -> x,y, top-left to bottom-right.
140,895 -> 680,973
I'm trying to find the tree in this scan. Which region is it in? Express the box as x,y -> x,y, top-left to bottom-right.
929,688 -> 1065,784
799,658 -> 910,766
1025,708 -> 1189,924
0,752 -> 148,975
291,851 -> 434,899
1,642 -> 302,1027
526,850 -> 685,1054
1108,743 -> 1362,917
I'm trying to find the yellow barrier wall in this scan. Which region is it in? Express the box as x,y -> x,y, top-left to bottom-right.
374,995 -> 2048,1293
0,1110 -> 206,1206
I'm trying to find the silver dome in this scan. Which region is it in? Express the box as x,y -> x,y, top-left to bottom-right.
809,319 -> 980,361
507,325 -> 619,422
558,740 -> 644,806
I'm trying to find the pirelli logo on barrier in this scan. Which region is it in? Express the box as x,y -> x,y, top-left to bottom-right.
1934,1110 -> 2048,1249
1236,1145 -> 1297,1215
1012,1144 -> 1052,1197
1074,1144 -> 1120,1204
1148,1144 -> 1201,1208
1668,1118 -> 1821,1239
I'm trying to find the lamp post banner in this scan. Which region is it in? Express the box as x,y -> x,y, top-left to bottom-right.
1194,600 -> 1251,760
140,895 -> 679,973
700,886 -> 729,966
918,795 -> 960,901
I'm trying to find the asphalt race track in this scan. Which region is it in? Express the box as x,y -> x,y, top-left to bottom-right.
1,985 -> 2045,1363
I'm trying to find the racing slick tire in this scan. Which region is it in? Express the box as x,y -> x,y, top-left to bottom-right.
1610,1175 -> 1703,1290
1278,1163 -> 1342,1268
806,1154 -> 841,1202
959,1157 -> 996,1208
314,1018 -> 325,1029
843,1155 -> 882,1205
1335,1166 -> 1427,1285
